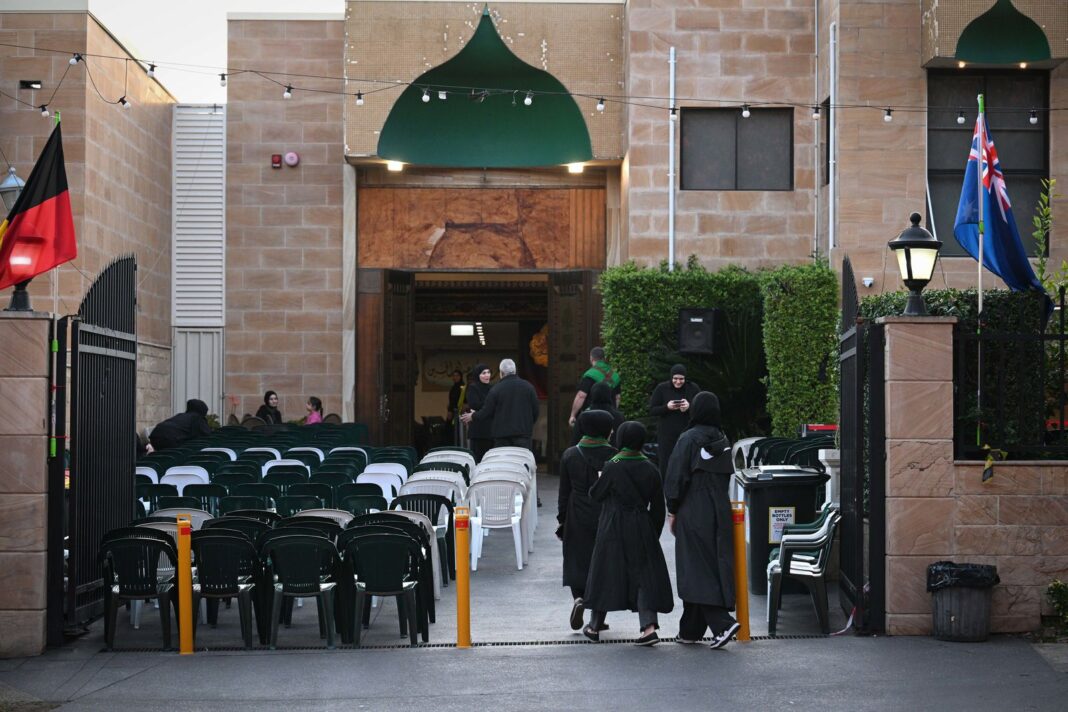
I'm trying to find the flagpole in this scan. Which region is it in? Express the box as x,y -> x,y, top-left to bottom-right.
976,93 -> 985,448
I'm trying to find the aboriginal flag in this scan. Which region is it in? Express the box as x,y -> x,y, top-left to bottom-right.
0,123 -> 76,290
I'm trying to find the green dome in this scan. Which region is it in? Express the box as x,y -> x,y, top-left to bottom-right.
955,0 -> 1051,64
377,10 -> 593,168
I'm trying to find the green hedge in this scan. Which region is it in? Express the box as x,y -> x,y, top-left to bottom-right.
599,259 -> 840,440
759,263 -> 840,437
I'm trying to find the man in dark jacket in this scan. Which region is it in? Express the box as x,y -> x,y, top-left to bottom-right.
149,399 -> 213,450
462,358 -> 539,450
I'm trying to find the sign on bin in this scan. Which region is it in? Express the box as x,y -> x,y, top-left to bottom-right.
769,506 -> 795,544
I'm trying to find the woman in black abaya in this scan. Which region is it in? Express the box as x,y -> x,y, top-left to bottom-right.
664,391 -> 739,648
583,421 -> 673,646
463,364 -> 493,462
557,409 -> 617,631
648,364 -> 700,480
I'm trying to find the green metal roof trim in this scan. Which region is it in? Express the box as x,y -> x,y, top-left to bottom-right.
377,10 -> 593,168
955,0 -> 1051,64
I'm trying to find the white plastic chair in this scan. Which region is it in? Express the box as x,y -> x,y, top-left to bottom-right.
293,508 -> 353,527
472,469 -> 532,558
364,461 -> 408,484
400,479 -> 459,503
329,446 -> 369,459
408,470 -> 466,499
287,446 -> 325,462
160,467 -> 209,495
244,446 -> 281,459
466,480 -> 526,571
262,459 -> 311,479
135,466 -> 158,484
355,472 -> 402,503
151,508 -> 212,530
201,447 -> 237,461
421,450 -> 476,477
483,446 -> 534,469
386,509 -> 443,600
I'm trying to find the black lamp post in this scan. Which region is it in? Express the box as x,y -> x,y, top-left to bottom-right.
888,212 -> 942,316
0,166 -> 32,312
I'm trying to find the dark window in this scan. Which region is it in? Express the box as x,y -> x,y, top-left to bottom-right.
927,70 -> 1048,256
680,108 -> 793,191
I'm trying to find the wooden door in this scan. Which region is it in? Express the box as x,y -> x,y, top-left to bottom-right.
383,270 -> 416,446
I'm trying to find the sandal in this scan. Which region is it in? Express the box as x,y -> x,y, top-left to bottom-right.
582,625 -> 600,643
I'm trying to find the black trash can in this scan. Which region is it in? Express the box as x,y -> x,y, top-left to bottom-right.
927,561 -> 1000,642
737,466 -> 829,594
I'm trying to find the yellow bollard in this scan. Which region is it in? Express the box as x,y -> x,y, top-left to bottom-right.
454,505 -> 471,648
731,502 -> 751,642
176,514 -> 194,654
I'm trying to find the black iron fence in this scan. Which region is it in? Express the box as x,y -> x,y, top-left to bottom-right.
954,287 -> 1066,460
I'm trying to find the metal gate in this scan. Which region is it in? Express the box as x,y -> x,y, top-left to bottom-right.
837,257 -> 885,634
47,255 -> 137,641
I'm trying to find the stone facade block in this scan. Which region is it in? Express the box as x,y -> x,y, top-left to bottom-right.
0,378 -> 48,435
0,495 -> 46,552
0,435 -> 47,494
884,322 -> 954,382
886,497 -> 954,555
886,439 -> 955,497
0,610 -> 45,658
884,380 -> 953,440
0,552 -> 46,609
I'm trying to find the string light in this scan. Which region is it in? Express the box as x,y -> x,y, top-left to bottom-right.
1030,109 -> 1038,125
670,106 -> 677,121
119,96 -> 130,109
219,73 -> 227,87
69,53 -> 81,65
421,88 -> 430,103
1019,62 -> 1028,69
524,91 -> 533,106
957,111 -> 965,125
438,89 -> 447,101
812,105 -> 820,120
146,63 -> 156,78
39,104 -> 49,117
283,85 -> 292,99
355,92 -> 364,106
741,103 -> 750,118
884,108 -> 893,123
596,97 -> 605,112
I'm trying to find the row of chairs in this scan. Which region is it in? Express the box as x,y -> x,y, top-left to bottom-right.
101,506 -> 444,650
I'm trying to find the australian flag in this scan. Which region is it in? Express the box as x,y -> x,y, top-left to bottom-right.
953,113 -> 1049,313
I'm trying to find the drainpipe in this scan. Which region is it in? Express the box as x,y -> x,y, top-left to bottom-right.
668,46 -> 676,271
813,0 -> 819,260
829,21 -> 838,255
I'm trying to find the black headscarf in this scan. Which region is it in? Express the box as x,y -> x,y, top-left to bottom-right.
470,363 -> 489,381
577,409 -> 614,439
670,364 -> 687,377
688,391 -> 721,427
616,420 -> 648,451
588,381 -> 615,409
186,399 -> 208,417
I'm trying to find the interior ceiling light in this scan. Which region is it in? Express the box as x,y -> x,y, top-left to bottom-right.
451,324 -> 474,336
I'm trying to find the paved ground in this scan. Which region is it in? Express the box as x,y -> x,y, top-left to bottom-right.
1,474 -> 1064,710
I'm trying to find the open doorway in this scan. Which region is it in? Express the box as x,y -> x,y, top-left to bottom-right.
379,271 -> 600,467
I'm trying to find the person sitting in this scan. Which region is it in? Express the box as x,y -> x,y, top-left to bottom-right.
149,399 -> 212,450
304,396 -> 324,424
255,390 -> 283,425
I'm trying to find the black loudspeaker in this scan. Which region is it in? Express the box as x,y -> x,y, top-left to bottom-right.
678,308 -> 719,355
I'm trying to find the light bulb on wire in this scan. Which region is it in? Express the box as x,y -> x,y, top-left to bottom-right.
741,104 -> 751,118
596,97 -> 605,112
355,92 -> 364,106
219,73 -> 227,88
69,53 -> 82,66
670,106 -> 678,121
957,111 -> 965,125
438,89 -> 447,101
421,88 -> 430,103
146,63 -> 156,78
812,105 -> 820,120
524,91 -> 533,106
283,85 -> 292,100
1029,109 -> 1038,125
884,108 -> 893,123
39,105 -> 49,117
119,96 -> 130,110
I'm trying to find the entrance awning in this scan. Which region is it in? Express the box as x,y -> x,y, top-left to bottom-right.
377,8 -> 593,169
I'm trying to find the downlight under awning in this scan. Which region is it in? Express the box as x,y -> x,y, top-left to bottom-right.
377,9 -> 593,169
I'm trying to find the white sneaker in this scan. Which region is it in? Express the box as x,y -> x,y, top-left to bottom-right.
709,622 -> 740,649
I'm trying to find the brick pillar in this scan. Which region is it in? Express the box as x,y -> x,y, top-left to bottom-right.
878,316 -> 957,635
0,313 -> 51,657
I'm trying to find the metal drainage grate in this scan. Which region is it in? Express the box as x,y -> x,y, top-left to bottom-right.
103,634 -> 828,653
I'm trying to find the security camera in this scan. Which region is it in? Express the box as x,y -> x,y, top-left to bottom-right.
862,277 -> 874,288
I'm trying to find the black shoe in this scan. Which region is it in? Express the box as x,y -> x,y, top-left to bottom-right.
596,623 -> 610,632
570,598 -> 585,630
635,630 -> 659,647
537,498 -> 543,508
582,625 -> 600,643
709,622 -> 740,649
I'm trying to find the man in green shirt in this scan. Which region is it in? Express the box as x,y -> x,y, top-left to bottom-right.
568,346 -> 621,427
